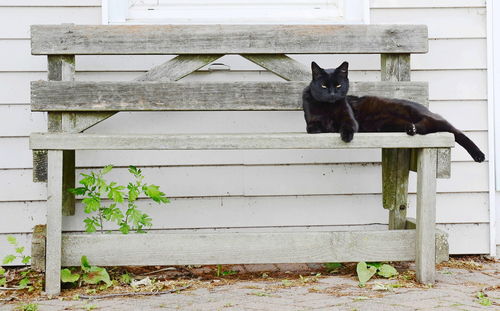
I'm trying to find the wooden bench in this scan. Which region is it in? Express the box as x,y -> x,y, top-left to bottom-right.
29,24 -> 453,295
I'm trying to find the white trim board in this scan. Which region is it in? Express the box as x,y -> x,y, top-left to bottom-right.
487,0 -> 497,256
103,0 -> 369,25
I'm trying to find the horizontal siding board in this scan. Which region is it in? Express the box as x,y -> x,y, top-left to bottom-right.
31,81 -> 428,111
437,223 -> 490,254
31,24 -> 429,55
0,7 -> 100,39
412,70 -> 487,101
0,100 -> 485,137
0,105 -> 47,136
371,8 -> 486,39
0,162 -> 487,201
0,192 -> 489,234
429,101 -> 487,131
0,233 -> 31,265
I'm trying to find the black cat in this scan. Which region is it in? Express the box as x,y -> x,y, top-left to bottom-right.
302,61 -> 485,163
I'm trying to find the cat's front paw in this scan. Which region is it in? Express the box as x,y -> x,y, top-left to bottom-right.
406,123 -> 417,136
307,124 -> 323,134
340,129 -> 354,142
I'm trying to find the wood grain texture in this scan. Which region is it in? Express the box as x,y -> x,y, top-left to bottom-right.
241,54 -> 310,81
416,148 -> 437,284
31,24 -> 428,55
30,132 -> 455,151
382,148 -> 410,228
31,224 -> 46,272
406,218 -> 449,264
437,148 -> 451,178
31,81 -> 428,111
381,54 -> 411,230
135,54 -> 223,82
66,54 -> 220,132
45,150 -> 63,295
60,230 -> 417,266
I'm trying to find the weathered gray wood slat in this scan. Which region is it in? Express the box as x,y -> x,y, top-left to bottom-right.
30,132 -> 455,150
33,55 -> 76,183
60,230 -> 417,266
31,24 -> 428,55
381,54 -> 411,230
37,56 -> 76,217
45,150 -> 63,295
136,54 -> 223,81
416,148 -> 437,284
405,218 -> 449,264
31,81 -> 428,111
241,54 -> 310,81
67,54 -> 223,133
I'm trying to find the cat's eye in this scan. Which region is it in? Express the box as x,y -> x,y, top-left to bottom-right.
321,84 -> 327,89
336,84 -> 342,88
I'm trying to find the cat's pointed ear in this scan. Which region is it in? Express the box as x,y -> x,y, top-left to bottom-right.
337,61 -> 349,78
311,62 -> 325,80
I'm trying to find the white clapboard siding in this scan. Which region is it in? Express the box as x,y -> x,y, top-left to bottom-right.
371,8 -> 486,39
0,100 -> 486,137
438,223 -> 490,254
0,105 -> 47,136
412,70 -> 487,101
0,192 -> 489,234
0,162 -> 489,202
0,7 -> 100,39
0,0 -> 491,258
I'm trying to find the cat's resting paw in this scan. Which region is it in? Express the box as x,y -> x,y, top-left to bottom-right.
340,129 -> 354,142
473,152 -> 485,163
406,123 -> 417,136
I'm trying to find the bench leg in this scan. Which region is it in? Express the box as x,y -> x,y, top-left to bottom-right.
382,148 -> 410,229
45,150 -> 63,295
416,148 -> 437,284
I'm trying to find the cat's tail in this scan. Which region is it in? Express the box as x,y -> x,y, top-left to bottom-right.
452,130 -> 485,163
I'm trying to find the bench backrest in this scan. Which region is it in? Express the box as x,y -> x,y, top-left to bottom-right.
30,24 -> 428,113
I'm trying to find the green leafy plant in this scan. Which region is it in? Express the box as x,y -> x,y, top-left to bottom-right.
215,265 -> 238,277
69,165 -> 169,234
3,236 -> 31,265
60,256 -> 111,288
2,236 -> 34,290
0,266 -> 6,287
324,262 -> 343,273
15,303 -> 39,311
476,291 -> 492,306
356,262 -> 398,286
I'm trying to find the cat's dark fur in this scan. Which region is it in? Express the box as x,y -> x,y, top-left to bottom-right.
302,61 -> 485,163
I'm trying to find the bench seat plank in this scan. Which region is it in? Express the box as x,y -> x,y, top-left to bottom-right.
31,24 -> 428,55
30,132 -> 454,150
31,81 -> 428,111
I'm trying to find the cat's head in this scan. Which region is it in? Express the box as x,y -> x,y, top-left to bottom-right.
309,61 -> 349,102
